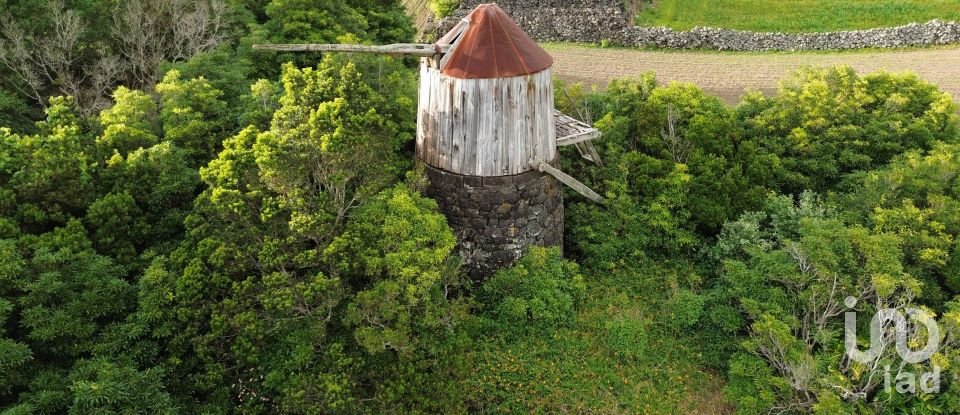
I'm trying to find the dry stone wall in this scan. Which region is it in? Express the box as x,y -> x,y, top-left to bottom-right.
424,162 -> 564,280
439,0 -> 960,51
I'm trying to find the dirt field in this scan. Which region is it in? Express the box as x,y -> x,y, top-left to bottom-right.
545,44 -> 960,104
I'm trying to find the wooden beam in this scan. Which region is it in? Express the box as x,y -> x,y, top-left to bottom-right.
532,161 -> 604,203
556,130 -> 601,146
578,140 -> 604,166
252,43 -> 451,57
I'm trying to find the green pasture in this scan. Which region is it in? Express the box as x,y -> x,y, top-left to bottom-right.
635,0 -> 960,32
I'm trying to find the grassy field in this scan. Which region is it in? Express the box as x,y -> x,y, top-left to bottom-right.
634,0 -> 960,32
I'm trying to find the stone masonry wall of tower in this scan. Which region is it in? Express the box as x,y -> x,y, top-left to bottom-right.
423,161 -> 564,279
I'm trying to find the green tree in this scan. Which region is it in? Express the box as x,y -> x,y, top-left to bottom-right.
96,87 -> 160,156
155,70 -> 231,166
2,97 -> 95,233
255,55 -> 415,241
0,75 -> 221,413
838,142 -> 960,304
712,193 -> 960,413
147,55 -> 464,413
740,66 -> 958,193
0,220 -> 140,413
561,76 -> 767,238
250,0 -> 414,77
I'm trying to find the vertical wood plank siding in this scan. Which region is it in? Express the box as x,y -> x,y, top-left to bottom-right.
417,63 -> 556,176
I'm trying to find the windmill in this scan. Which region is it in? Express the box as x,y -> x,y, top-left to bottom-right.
255,3 -> 603,278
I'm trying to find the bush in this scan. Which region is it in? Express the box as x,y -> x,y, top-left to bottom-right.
712,193 -> 960,413
430,0 -> 459,18
662,289 -> 704,331
741,66 -> 958,194
480,247 -> 585,334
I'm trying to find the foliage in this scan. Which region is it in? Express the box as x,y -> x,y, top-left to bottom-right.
2,97 -> 96,232
147,54 -> 469,413
0,0 -> 235,115
2,1 -> 960,411
838,143 -> 960,303
567,153 -> 697,269
255,56 -> 415,240
479,247 -> 586,334
326,184 -> 464,355
67,358 -> 176,414
430,0 -> 460,18
0,62 -> 222,413
561,75 -> 769,250
465,263 -> 729,414
155,70 -> 232,165
254,0 -> 414,75
712,193 -> 960,413
0,88 -> 33,133
740,66 -> 957,193
0,0 -> 414,118
558,66 -> 960,413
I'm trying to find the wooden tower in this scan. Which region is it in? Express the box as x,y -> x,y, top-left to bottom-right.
255,3 -> 602,278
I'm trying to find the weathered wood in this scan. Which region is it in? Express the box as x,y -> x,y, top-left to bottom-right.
450,80 -> 463,173
580,140 -> 604,166
416,64 -> 429,163
555,110 -> 602,165
478,78 -> 493,175
532,161 -> 605,203
554,110 -> 600,146
556,130 -> 601,146
543,83 -> 556,163
252,43 -> 450,57
416,65 -> 556,176
438,75 -> 450,168
464,80 -> 478,173
438,19 -> 469,70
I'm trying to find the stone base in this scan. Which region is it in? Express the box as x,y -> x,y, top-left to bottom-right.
424,162 -> 564,280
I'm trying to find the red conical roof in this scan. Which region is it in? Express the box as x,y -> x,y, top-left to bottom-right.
441,4 -> 554,79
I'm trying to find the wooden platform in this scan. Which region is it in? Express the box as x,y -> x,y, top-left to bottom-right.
554,110 -> 600,146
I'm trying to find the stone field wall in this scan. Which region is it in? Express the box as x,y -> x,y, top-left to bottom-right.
438,0 -> 960,51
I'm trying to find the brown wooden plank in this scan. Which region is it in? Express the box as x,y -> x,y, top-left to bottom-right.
450,78 -> 462,173
466,79 -> 479,175
534,161 -> 604,203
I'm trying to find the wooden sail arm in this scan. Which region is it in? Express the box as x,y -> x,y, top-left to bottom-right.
252,43 -> 452,57
531,161 -> 605,203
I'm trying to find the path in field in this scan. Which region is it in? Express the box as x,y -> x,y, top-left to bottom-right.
545,44 -> 960,104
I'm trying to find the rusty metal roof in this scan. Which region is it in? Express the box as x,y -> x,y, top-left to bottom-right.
440,4 -> 554,79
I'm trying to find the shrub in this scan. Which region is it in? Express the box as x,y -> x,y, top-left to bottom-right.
430,0 -> 459,18
480,247 -> 585,333
712,193 -> 960,413
662,289 -> 704,331
741,66 -> 958,194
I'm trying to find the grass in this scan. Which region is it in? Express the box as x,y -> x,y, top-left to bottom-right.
634,0 -> 960,33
